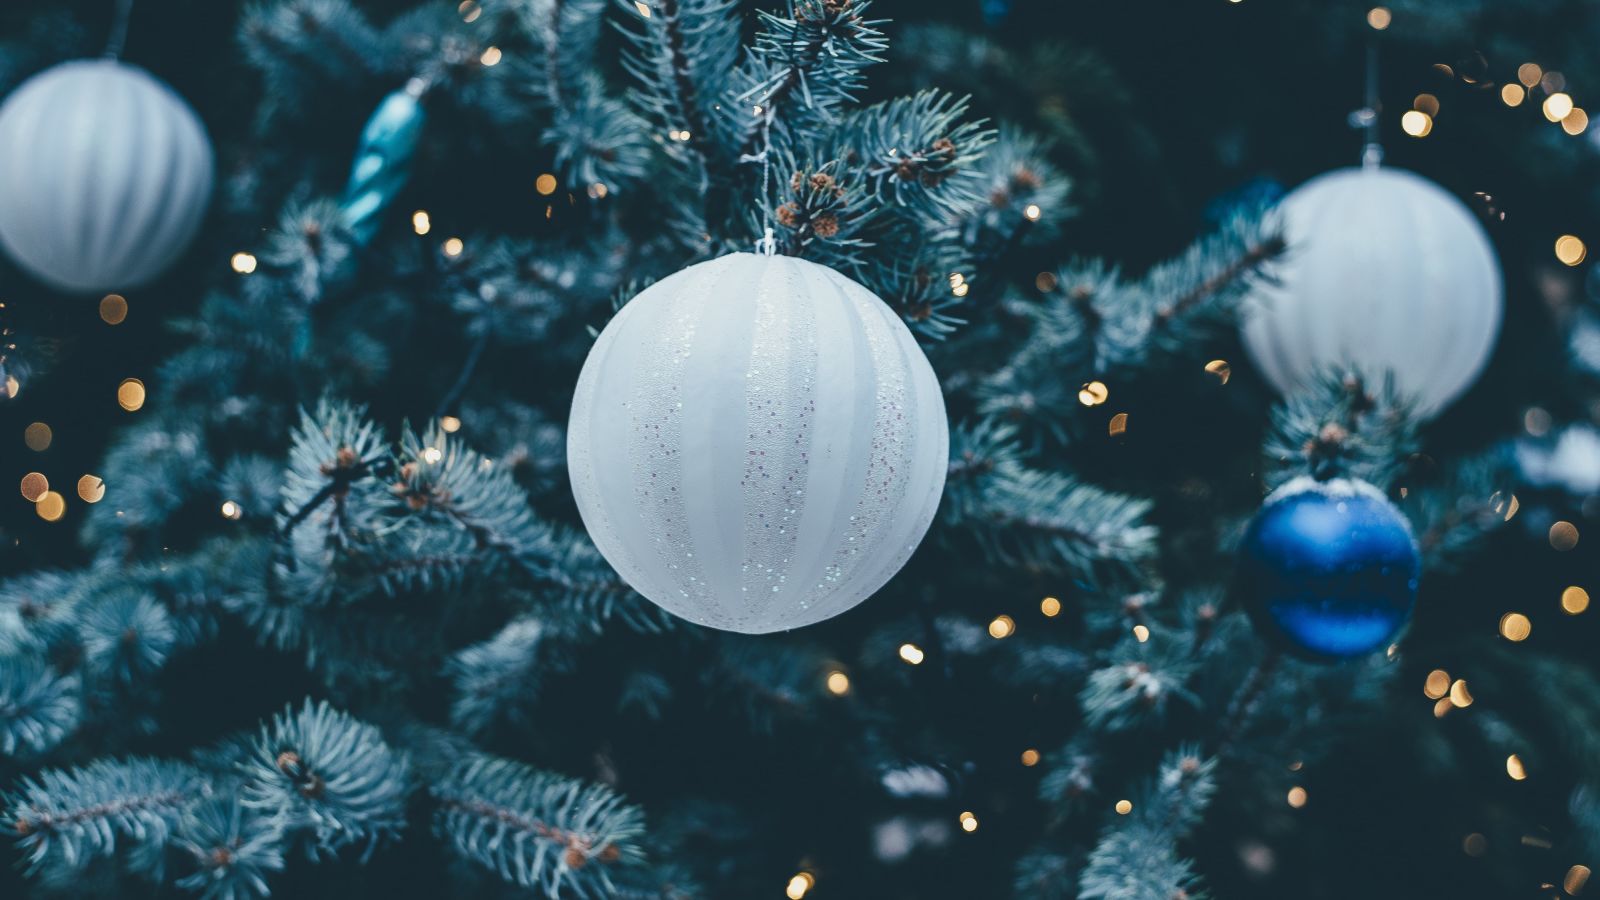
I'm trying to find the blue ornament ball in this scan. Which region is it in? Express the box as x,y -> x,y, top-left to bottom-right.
1237,477 -> 1420,660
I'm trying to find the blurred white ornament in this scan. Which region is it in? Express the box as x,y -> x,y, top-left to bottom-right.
0,60 -> 214,293
568,252 -> 948,634
880,764 -> 950,799
1517,425 -> 1600,495
1241,166 -> 1502,418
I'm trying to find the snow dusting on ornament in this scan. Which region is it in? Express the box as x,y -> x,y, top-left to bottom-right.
1518,426 -> 1600,496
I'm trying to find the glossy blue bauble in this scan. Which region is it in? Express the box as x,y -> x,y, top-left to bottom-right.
1237,477 -> 1420,660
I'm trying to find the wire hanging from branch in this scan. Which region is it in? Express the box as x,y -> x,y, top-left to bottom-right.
1358,13 -> 1384,168
104,0 -> 136,60
740,108 -> 778,256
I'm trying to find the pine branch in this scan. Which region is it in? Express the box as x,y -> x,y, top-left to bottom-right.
432,752 -> 647,897
1152,234 -> 1286,330
979,208 -> 1283,425
447,617 -> 572,735
836,90 -> 995,218
80,591 -> 178,684
942,419 -> 1157,582
172,796 -> 286,900
1080,639 -> 1198,733
241,700 -> 410,860
0,654 -> 80,757
733,0 -> 887,155
6,758 -> 207,874
1079,748 -> 1216,900
1262,371 -> 1417,489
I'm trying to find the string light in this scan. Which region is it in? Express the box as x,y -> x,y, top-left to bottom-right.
1366,7 -> 1391,29
1132,624 -> 1150,642
1413,93 -> 1439,116
1561,586 -> 1589,615
1023,204 -> 1042,221
1401,110 -> 1433,138
1489,490 -> 1518,521
898,643 -> 924,665
1423,669 -> 1450,699
1205,359 -> 1231,384
1544,92 -> 1574,122
1505,754 -> 1527,781
536,173 -> 558,195
1518,63 -> 1543,88
221,500 -> 242,520
959,811 -> 978,832
412,210 -> 431,235
1525,406 -> 1553,436
422,447 -> 444,464
1555,235 -> 1587,266
1567,866 -> 1592,896
20,472 -> 47,502
24,422 -> 51,451
785,873 -> 814,899
1448,679 -> 1474,708
443,237 -> 465,257
1040,596 -> 1061,617
230,252 -> 257,274
35,491 -> 65,522
1108,412 -> 1128,437
1020,749 -> 1040,767
1287,786 -> 1308,808
825,670 -> 850,695
479,46 -> 502,66
100,294 -> 128,324
1549,520 -> 1580,550
1499,612 -> 1532,642
440,415 -> 462,433
1501,84 -> 1526,107
988,615 -> 1015,639
1078,381 -> 1108,406
1114,800 -> 1133,815
76,475 -> 104,503
1563,108 -> 1589,135
117,378 -> 146,412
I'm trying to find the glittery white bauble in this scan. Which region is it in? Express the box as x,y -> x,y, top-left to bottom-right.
567,252 -> 949,633
0,60 -> 214,293
1241,166 -> 1502,418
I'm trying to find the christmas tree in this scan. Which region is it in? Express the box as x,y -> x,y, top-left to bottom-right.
0,1 -> 1597,898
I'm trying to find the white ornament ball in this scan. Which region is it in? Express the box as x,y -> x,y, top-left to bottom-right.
1240,166 -> 1502,418
0,60 -> 214,293
568,252 -> 949,634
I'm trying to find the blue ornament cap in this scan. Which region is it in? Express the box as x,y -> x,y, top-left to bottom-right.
338,82 -> 426,247
1237,476 -> 1420,661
